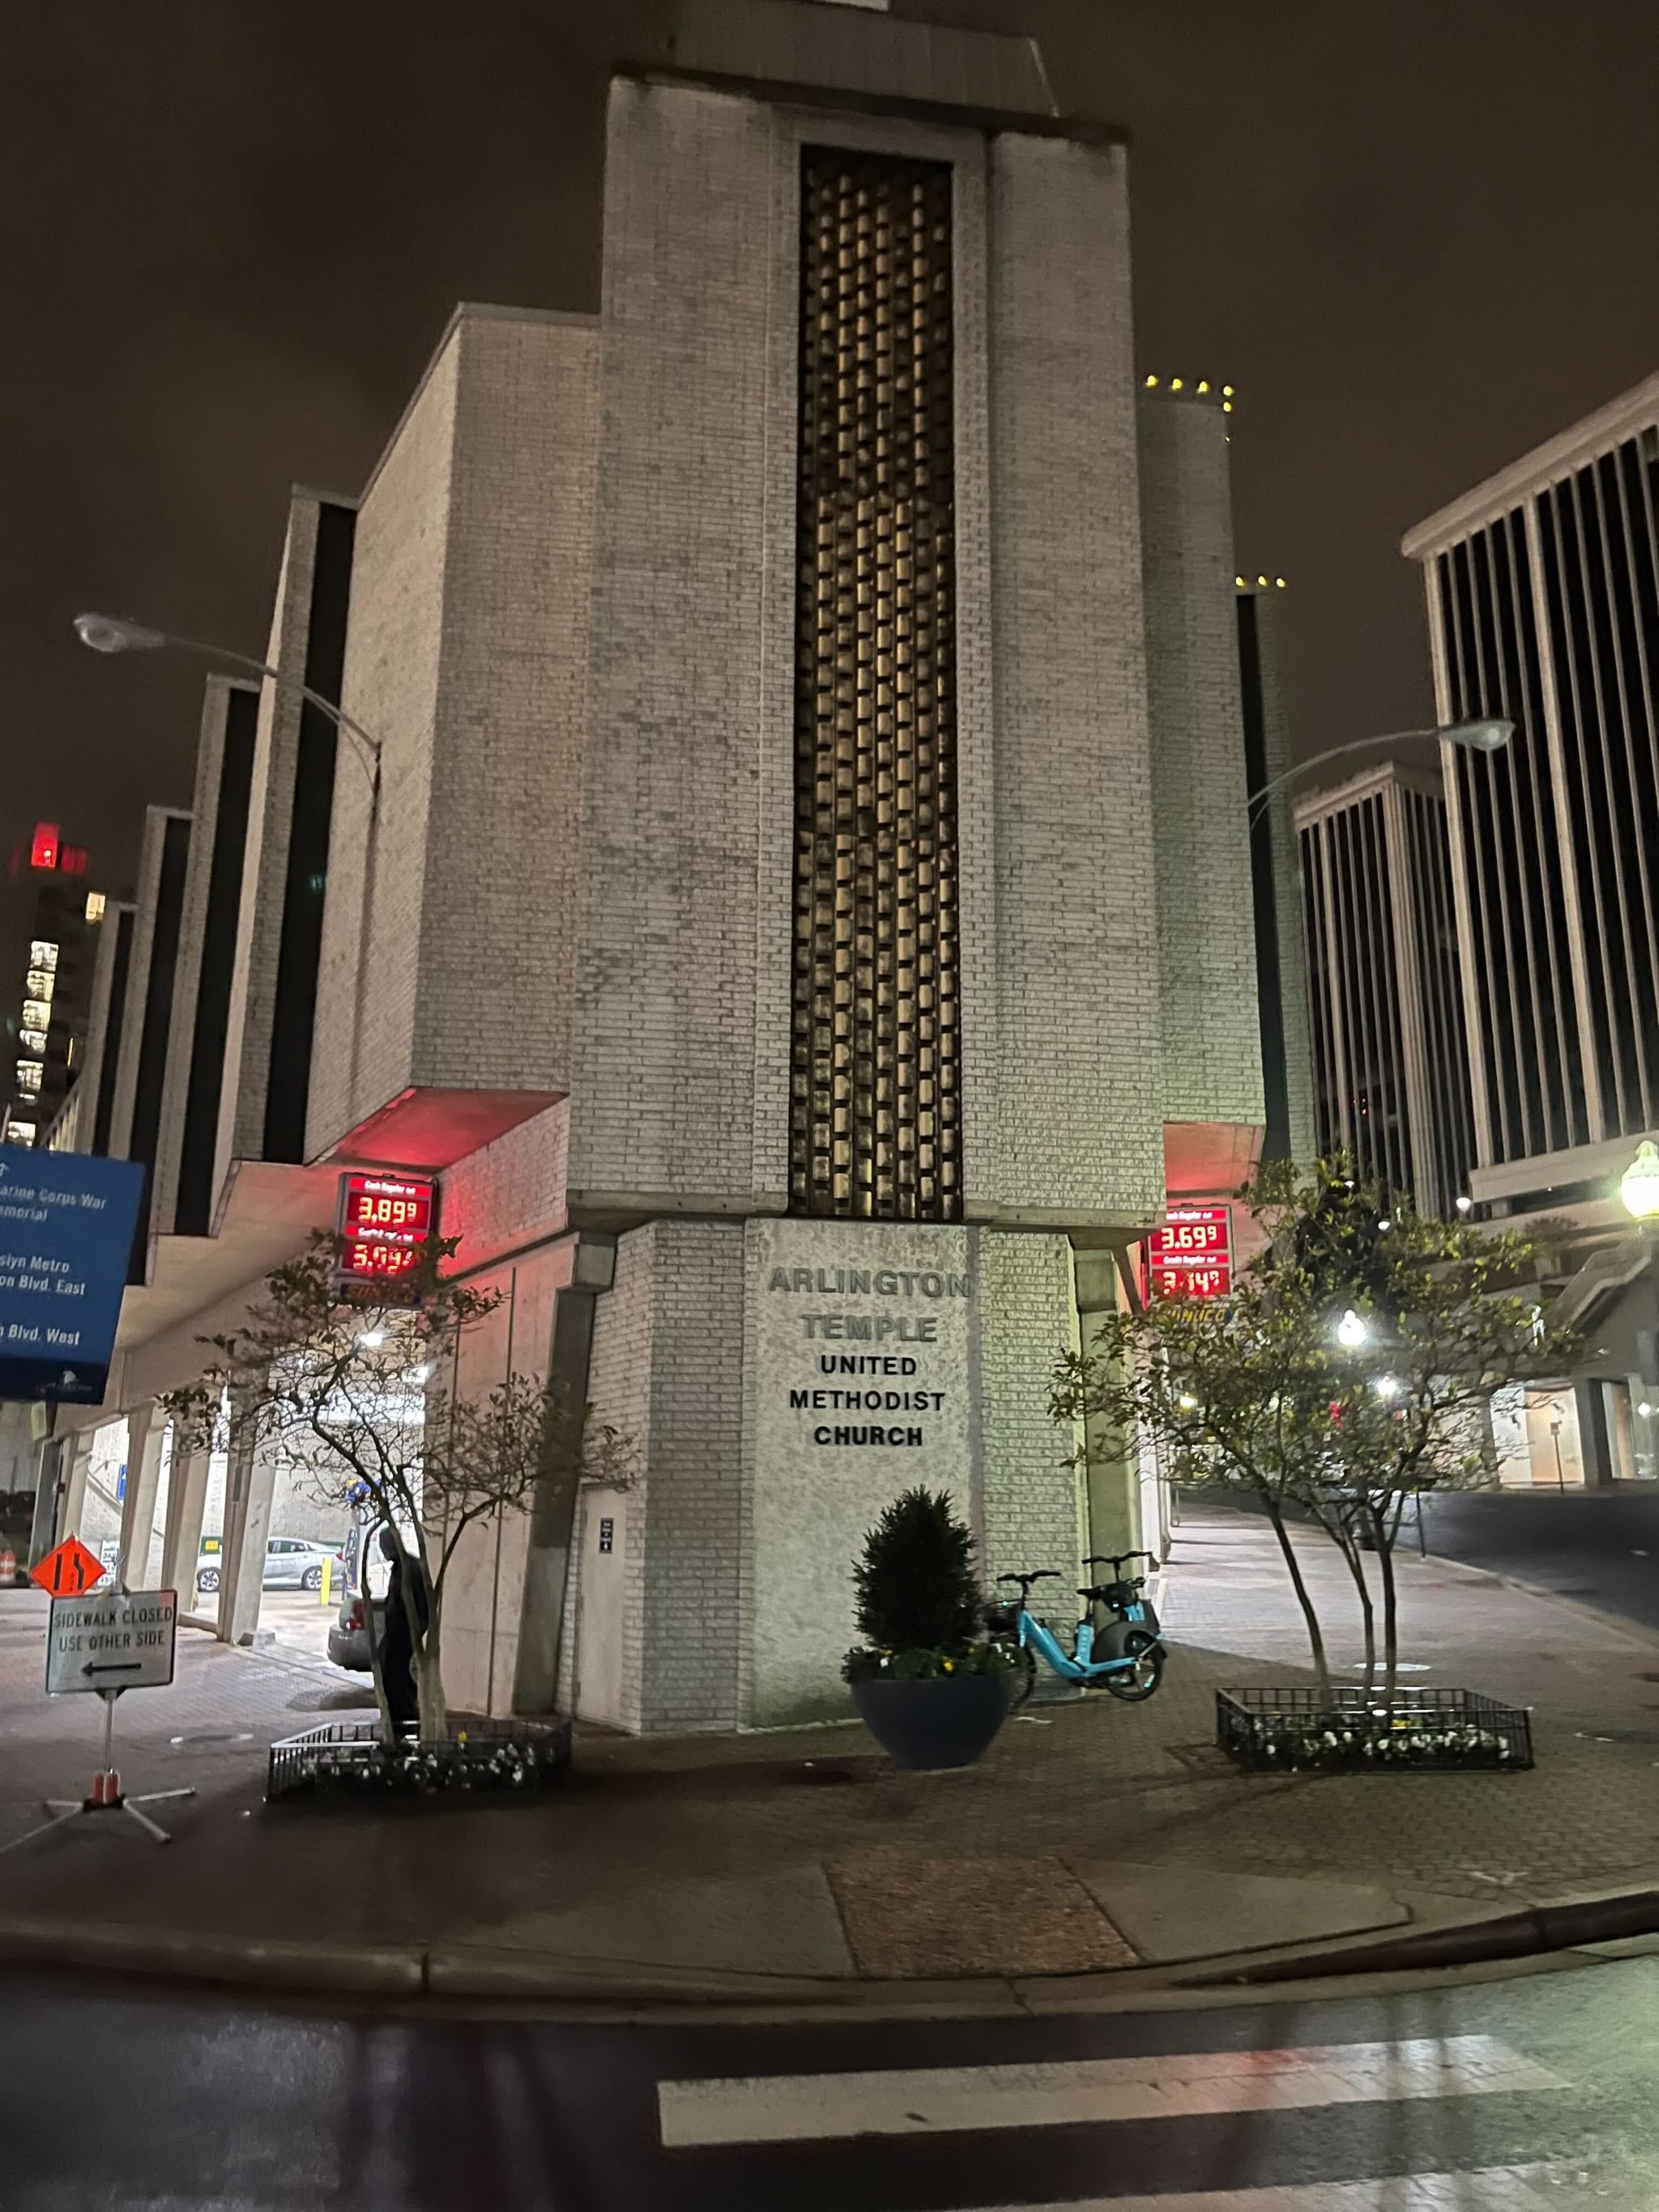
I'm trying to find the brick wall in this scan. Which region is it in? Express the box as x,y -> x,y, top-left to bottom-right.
983,134 -> 1163,1225
309,306 -> 598,1156
153,676 -> 254,1234
217,494 -> 322,1187
1137,393 -> 1265,1129
975,1227 -> 1085,1587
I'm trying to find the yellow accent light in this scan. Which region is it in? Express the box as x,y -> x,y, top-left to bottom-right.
1170,377 -> 1184,390
1222,386 -> 1235,396
1196,380 -> 1209,393
1145,373 -> 1159,388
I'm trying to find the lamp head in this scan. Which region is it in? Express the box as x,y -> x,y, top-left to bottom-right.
1336,1308 -> 1368,1349
1443,715 -> 1513,754
1621,1140 -> 1659,1221
73,612 -> 167,655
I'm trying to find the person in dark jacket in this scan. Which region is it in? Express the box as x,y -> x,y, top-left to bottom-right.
377,1526 -> 429,1740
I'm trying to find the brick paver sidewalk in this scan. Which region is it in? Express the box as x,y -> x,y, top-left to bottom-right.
2,1508 -> 1657,1984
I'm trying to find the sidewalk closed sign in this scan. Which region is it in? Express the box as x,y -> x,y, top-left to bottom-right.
46,1590 -> 177,1694
0,1151 -> 147,1404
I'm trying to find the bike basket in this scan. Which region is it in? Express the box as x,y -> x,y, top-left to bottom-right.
982,1602 -> 1018,1635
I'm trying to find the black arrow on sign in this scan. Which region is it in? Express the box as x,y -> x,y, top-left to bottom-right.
83,1661 -> 142,1677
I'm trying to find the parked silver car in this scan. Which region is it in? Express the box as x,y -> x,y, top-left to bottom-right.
196,1536 -> 345,1596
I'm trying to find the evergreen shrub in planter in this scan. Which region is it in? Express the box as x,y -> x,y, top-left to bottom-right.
842,1489 -> 1009,1771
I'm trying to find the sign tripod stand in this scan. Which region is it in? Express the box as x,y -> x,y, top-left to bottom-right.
0,1562 -> 195,1855
1,1686 -> 196,1853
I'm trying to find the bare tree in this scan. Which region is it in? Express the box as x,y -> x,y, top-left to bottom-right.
165,1234 -> 633,1740
1052,1161 -> 1580,1704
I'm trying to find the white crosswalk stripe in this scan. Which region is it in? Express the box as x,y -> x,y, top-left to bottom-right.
933,2170 -> 1564,2210
657,2035 -> 1565,2149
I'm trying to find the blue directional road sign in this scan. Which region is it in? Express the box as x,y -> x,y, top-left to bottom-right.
0,1151 -> 147,1404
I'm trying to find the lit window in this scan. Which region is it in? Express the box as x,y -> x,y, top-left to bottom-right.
19,1029 -> 45,1055
28,942 -> 58,973
25,970 -> 54,1003
28,825 -> 58,872
22,1001 -> 52,1031
4,1121 -> 37,1147
84,893 -> 105,924
15,1062 -> 40,1094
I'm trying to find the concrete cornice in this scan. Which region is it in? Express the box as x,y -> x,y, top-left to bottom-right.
358,302 -> 599,512
1293,757 -> 1445,827
1401,371 -> 1659,561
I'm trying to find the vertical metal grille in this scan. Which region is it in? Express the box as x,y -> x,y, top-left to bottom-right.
789,148 -> 961,1221
1435,513 -> 1589,1161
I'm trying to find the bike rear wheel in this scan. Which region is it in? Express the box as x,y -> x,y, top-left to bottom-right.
1103,1630 -> 1163,1702
1000,1643 -> 1038,1710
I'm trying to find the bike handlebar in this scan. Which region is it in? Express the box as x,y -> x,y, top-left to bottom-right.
1083,1552 -> 1155,1575
996,1569 -> 1060,1587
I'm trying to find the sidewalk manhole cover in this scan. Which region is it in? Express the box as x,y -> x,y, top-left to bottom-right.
169,1731 -> 254,1749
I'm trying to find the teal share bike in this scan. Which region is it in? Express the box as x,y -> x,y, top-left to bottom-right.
986,1558 -> 1166,1710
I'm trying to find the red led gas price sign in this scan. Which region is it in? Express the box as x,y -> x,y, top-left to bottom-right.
334,1172 -> 439,1291
1143,1204 -> 1233,1302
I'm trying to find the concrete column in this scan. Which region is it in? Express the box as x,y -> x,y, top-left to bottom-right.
512,1234 -> 616,1715
160,1445 -> 210,1598
1576,1379 -> 1614,1489
218,1392 -> 276,1646
117,1404 -> 165,1591
1072,1242 -> 1144,1562
28,1438 -> 62,1565
58,1431 -> 91,1542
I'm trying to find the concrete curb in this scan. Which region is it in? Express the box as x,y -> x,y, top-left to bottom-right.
1202,1886 -> 1659,1986
0,1916 -> 426,1994
11,1878 -> 1659,2014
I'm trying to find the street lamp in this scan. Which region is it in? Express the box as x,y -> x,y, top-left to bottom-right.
1336,1309 -> 1368,1349
1246,716 -> 1513,825
73,612 -> 382,812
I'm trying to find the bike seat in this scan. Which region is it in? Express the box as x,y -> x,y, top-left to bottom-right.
1079,1579 -> 1142,1604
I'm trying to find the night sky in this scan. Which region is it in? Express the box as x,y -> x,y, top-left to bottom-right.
6,0 -> 1658,952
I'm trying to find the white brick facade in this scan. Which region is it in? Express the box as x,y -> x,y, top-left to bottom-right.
308,308 -> 599,1159
1138,394 -> 1265,1131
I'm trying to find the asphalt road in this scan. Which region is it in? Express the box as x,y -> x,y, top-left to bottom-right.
3,1954 -> 1655,2208
1422,1490 -> 1659,1634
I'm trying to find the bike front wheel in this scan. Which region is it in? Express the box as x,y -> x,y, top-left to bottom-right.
1000,1643 -> 1038,1710
1103,1630 -> 1163,1702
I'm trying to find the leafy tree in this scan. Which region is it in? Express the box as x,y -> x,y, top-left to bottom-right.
164,1234 -> 633,1740
1051,1161 -> 1580,1703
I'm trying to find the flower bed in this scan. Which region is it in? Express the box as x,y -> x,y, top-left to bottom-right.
267,1715 -> 571,1801
1215,1685 -> 1532,1774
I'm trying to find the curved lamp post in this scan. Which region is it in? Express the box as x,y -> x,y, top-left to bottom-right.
73,612 -> 382,815
1247,716 -> 1512,825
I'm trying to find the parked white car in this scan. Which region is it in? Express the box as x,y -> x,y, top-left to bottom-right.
195,1536 -> 345,1596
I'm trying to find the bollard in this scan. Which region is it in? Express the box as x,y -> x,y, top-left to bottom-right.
320,1554 -> 332,1607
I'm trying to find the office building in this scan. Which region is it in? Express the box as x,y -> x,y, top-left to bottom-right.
1404,373 -> 1659,1484
1296,762 -> 1473,1220
3,824 -> 105,1149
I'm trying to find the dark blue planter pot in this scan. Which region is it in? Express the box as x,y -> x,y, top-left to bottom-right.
851,1672 -> 1009,1771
